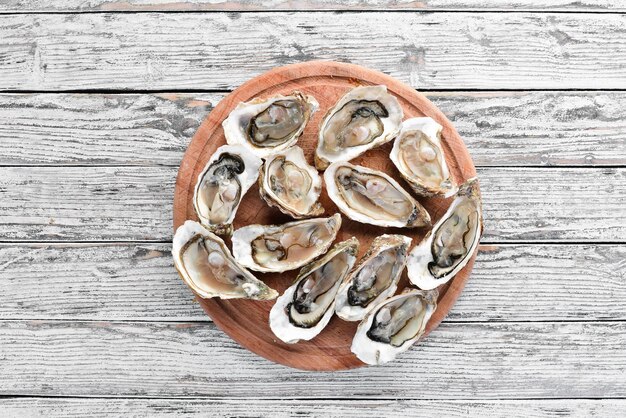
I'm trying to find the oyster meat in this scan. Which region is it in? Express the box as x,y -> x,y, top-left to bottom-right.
270,238 -> 359,343
315,85 -> 403,170
259,146 -> 324,219
231,214 -> 341,273
172,220 -> 278,300
390,117 -> 457,197
351,288 -> 437,365
223,91 -> 318,158
193,144 -> 262,236
324,161 -> 431,228
335,234 -> 412,321
407,178 -> 483,290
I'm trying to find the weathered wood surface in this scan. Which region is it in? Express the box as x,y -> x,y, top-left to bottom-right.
0,243 -> 623,322
1,166 -> 624,242
0,166 -> 174,242
0,320 -> 624,398
2,398 -> 625,418
2,13 -> 626,91
1,0 -> 624,409
432,91 -> 626,167
0,0 -> 623,12
0,93 -> 216,166
2,92 -> 625,167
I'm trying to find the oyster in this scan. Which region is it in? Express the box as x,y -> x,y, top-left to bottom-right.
351,288 -> 437,365
316,85 -> 403,170
231,214 -> 341,273
335,234 -> 412,321
193,144 -> 262,236
390,117 -> 457,197
223,91 -> 318,158
407,178 -> 483,290
270,238 -> 359,343
172,220 -> 278,300
324,162 -> 431,228
259,146 -> 324,219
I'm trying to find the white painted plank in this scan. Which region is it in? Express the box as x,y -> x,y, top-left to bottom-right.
478,167 -> 626,241
0,320 -> 624,398
0,167 -> 174,242
0,0 -> 624,12
1,13 -> 626,90
0,93 -> 217,166
2,92 -> 625,167
2,398 -> 625,417
0,243 -> 203,321
0,243 -> 623,322
0,166 -> 624,242
448,244 -> 626,321
431,91 -> 626,167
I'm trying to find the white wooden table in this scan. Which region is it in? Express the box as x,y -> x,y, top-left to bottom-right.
1,1 -> 625,416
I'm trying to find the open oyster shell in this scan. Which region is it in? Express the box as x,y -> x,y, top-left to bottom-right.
231,214 -> 341,273
390,117 -> 457,197
222,91 -> 318,158
270,238 -> 359,344
315,85 -> 403,170
407,178 -> 483,290
193,144 -> 262,236
324,161 -> 431,228
259,146 -> 324,219
335,234 -> 412,321
351,288 -> 437,365
172,220 -> 278,300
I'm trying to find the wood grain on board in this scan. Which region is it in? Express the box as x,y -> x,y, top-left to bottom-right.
0,166 -> 623,242
1,13 -> 626,90
0,0 -> 623,12
0,243 -> 624,322
2,398 -> 625,417
0,320 -> 624,398
1,91 -> 625,167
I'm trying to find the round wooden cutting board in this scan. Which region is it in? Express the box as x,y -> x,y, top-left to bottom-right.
173,61 -> 479,371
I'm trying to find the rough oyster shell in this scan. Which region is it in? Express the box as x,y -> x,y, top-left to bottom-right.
351,288 -> 438,365
223,91 -> 318,158
193,144 -> 262,236
259,146 -> 324,219
324,161 -> 431,228
407,178 -> 483,290
270,237 -> 359,344
335,234 -> 412,321
315,85 -> 403,170
172,220 -> 278,300
231,214 -> 341,273
390,117 -> 457,197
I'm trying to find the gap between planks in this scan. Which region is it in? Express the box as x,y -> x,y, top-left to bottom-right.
1,164 -> 625,169
6,88 -> 626,94
3,10 -> 625,14
1,318 -> 626,324
0,0 -> 625,14
0,240 -> 624,244
1,394 -> 626,401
